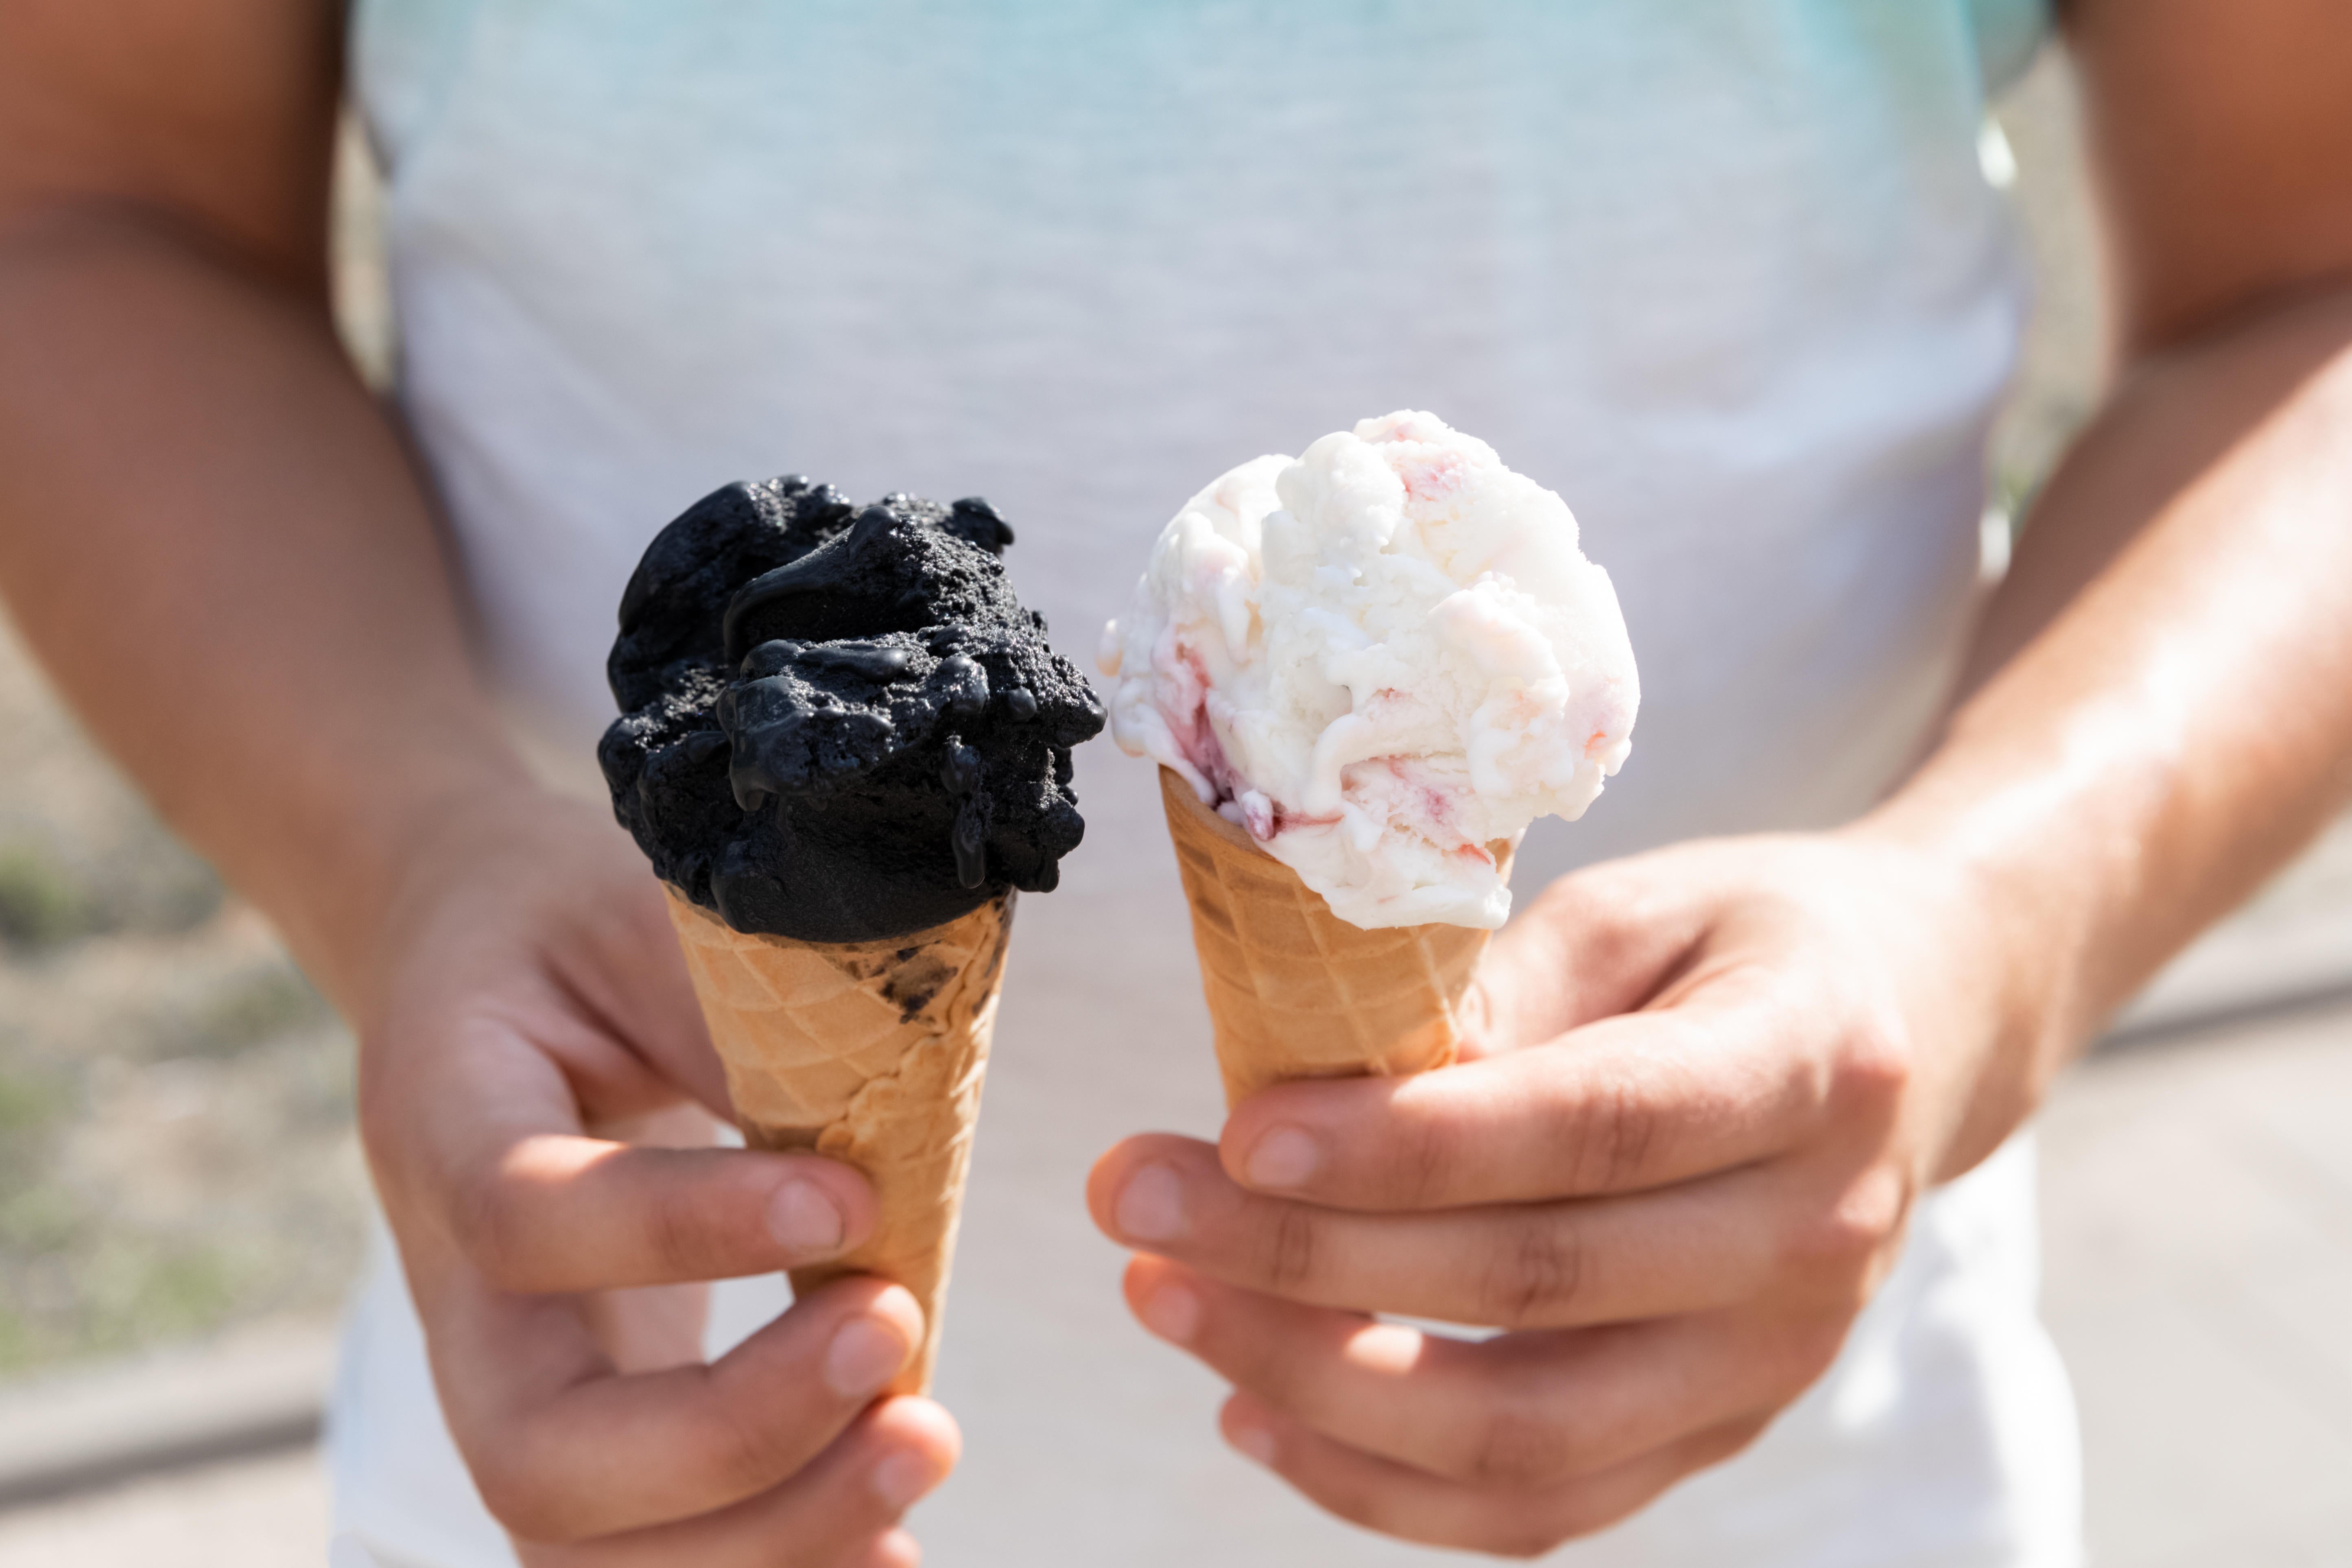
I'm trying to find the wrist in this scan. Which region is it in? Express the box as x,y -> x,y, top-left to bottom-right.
1845,740 -> 2137,1173
267,736 -> 549,1021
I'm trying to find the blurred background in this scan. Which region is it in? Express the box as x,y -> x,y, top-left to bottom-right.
2,50 -> 2349,1567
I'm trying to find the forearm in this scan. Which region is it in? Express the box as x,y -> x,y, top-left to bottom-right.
1866,284 -> 2352,1143
0,204 -> 533,1013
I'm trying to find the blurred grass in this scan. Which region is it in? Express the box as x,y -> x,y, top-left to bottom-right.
0,995 -> 363,1378
0,831 -> 223,952
0,843 -> 87,948
0,614 -> 367,1379
183,969 -> 331,1060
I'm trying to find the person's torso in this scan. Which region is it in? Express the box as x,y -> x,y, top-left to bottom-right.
358,0 -> 2038,859
341,6 -> 2079,1565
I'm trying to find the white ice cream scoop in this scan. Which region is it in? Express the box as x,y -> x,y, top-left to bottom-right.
1101,411 -> 1638,930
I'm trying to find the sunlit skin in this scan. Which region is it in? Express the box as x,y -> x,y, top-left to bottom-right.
2,2 -> 2351,1565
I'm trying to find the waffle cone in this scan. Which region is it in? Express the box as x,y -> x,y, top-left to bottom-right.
1159,768 -> 1512,1107
662,885 -> 1013,1395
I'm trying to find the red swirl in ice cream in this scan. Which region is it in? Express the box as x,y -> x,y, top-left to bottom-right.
1101,412 -> 1638,929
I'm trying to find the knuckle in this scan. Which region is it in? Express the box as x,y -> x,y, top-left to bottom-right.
1836,1012 -> 1915,1116
448,1170 -> 534,1288
1475,1221 -> 1587,1329
640,1174 -> 711,1278
1782,1164 -> 1911,1282
692,1385 -> 805,1500
1392,1111 -> 1456,1208
1846,1162 -> 1914,1240
1781,1202 -> 1870,1274
1571,1075 -> 1660,1192
469,1451 -> 572,1544
1253,1203 -> 1323,1295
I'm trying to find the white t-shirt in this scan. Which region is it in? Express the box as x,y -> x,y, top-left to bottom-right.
333,3 -> 2081,1563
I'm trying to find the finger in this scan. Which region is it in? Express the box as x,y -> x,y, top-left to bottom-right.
523,1397 -> 959,1566
1095,1136 -> 1802,1329
541,870 -> 737,1118
433,1273 -> 931,1541
1128,1256 -> 1840,1489
366,994 -> 882,1292
1221,1387 -> 1766,1557
1470,858 -> 1717,1049
1220,963 -> 1879,1209
446,1134 -> 879,1293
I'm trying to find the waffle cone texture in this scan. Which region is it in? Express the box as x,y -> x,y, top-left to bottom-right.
662,885 -> 1013,1395
1158,768 -> 1512,1107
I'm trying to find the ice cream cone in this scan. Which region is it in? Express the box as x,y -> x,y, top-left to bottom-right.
661,885 -> 1014,1395
1158,768 -> 1513,1107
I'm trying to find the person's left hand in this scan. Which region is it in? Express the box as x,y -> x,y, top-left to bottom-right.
1088,828 -> 2043,1556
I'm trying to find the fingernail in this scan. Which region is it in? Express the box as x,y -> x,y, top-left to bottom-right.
1114,1164 -> 1185,1242
769,1179 -> 847,1256
1245,1126 -> 1321,1189
1230,1422 -> 1278,1466
1138,1280 -> 1201,1344
871,1446 -> 943,1509
825,1316 -> 909,1398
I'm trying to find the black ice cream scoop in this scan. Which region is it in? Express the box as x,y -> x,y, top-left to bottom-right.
599,476 -> 1104,943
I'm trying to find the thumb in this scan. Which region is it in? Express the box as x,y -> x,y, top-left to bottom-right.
1473,857 -> 1713,1050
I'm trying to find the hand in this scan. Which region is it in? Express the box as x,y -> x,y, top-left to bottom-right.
358,786 -> 960,1566
1089,829 -> 2031,1557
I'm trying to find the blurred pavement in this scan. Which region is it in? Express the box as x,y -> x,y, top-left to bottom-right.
0,1448 -> 324,1568
4,979 -> 2349,1566
2044,1010 -> 2352,1567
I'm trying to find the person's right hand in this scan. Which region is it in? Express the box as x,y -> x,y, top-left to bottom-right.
357,784 -> 960,1566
